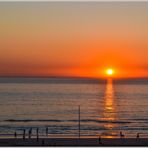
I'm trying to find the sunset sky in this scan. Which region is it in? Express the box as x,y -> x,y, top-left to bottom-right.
0,2 -> 148,78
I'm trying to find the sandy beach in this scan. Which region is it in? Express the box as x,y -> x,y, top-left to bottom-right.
0,138 -> 148,146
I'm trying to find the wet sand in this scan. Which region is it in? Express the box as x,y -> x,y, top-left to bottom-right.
0,138 -> 148,146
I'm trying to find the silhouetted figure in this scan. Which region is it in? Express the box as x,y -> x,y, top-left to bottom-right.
29,128 -> 32,139
120,131 -> 125,138
98,136 -> 102,144
23,129 -> 26,140
30,128 -> 32,134
28,130 -> 30,139
46,127 -> 48,137
36,128 -> 39,141
14,131 -> 17,139
42,139 -> 45,146
136,133 -> 140,139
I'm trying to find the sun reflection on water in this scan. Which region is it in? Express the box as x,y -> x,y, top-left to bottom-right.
102,78 -> 117,137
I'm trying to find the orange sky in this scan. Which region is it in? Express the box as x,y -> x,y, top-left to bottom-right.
0,2 -> 148,78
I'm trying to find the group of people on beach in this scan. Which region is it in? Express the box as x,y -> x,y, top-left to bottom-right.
119,131 -> 140,139
14,128 -> 141,144
97,132 -> 141,145
14,127 -> 49,140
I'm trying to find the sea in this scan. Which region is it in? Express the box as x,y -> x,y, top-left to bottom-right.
0,77 -> 148,138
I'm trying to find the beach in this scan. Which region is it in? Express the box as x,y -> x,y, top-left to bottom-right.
0,138 -> 148,146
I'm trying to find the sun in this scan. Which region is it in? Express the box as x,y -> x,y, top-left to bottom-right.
106,68 -> 114,76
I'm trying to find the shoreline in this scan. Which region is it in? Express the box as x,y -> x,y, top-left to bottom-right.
0,138 -> 148,146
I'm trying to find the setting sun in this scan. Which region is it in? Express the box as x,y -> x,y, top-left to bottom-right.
106,69 -> 114,76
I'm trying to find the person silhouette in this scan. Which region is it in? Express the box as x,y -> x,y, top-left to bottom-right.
42,139 -> 45,146
23,129 -> 26,140
98,136 -> 102,144
29,128 -> 32,139
136,133 -> 140,139
46,127 -> 48,137
120,131 -> 125,138
30,128 -> 32,134
14,131 -> 17,139
37,128 -> 39,141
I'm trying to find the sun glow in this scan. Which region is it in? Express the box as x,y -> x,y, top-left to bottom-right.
106,69 -> 114,76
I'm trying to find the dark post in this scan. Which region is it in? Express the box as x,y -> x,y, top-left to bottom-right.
78,105 -> 80,139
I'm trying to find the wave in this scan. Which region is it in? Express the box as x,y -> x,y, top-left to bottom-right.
4,119 -> 131,124
4,119 -> 63,122
129,118 -> 148,121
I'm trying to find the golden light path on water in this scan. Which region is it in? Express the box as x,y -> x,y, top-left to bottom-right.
102,78 -> 117,138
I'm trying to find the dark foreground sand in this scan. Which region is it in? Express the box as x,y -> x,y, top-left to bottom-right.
0,138 -> 148,146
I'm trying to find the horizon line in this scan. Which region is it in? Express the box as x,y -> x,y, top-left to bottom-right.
0,75 -> 148,79
0,0 -> 148,2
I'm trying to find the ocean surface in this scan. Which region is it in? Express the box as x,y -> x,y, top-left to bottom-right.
0,77 -> 148,138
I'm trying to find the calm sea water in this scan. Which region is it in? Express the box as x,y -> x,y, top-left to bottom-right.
0,77 -> 148,138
